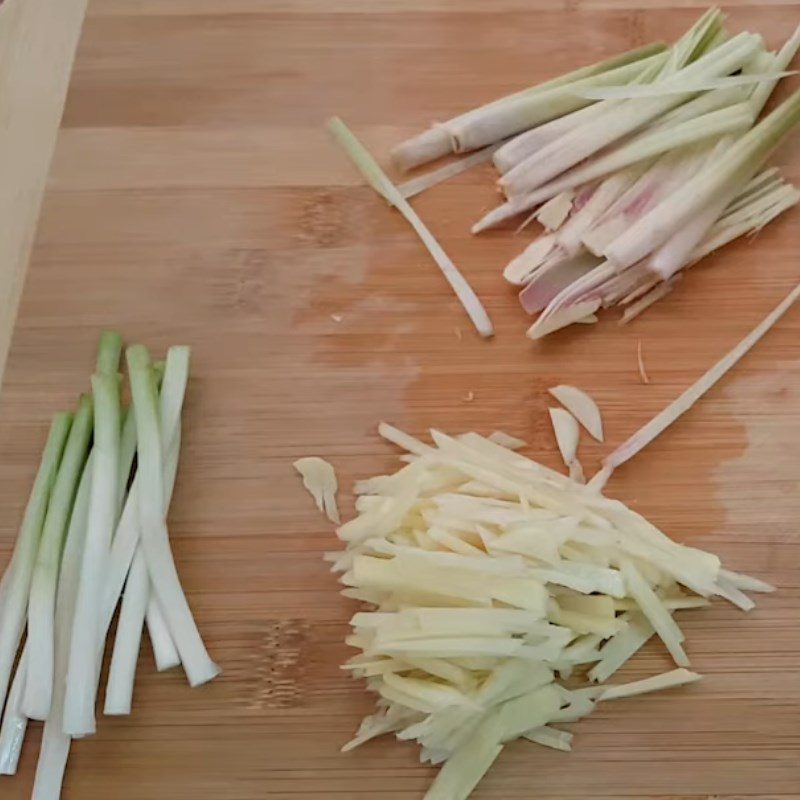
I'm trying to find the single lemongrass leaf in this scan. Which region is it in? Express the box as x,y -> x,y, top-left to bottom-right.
32,453 -> 92,800
600,279 -> 800,481
24,394 -> 93,721
104,550 -> 149,715
575,71 -> 796,100
0,413 -> 71,722
127,345 -> 219,687
749,24 -> 800,117
328,117 -> 493,337
63,370 -> 121,736
526,298 -> 602,339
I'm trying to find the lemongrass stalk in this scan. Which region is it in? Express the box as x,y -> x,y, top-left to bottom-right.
63,332 -> 122,736
32,453 -> 92,800
328,117 -> 493,337
576,71 -> 795,100
127,345 -> 219,687
104,550 -> 149,715
604,88 -> 800,271
398,142 -> 505,200
497,33 -> 760,198
599,279 -> 800,483
391,43 -> 667,170
117,407 -> 137,518
0,413 -> 71,723
146,594 -> 180,671
499,101 -> 753,201
23,394 -> 93,721
0,648 -> 27,774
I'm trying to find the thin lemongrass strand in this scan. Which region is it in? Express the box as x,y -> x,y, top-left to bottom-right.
127,345 -> 219,687
104,551 -> 148,715
602,279 -> 800,477
23,395 -> 93,721
0,413 -> 71,721
32,454 -> 92,800
576,71 -> 795,100
146,594 -> 180,671
100,349 -> 188,643
476,103 -> 750,233
526,298 -> 602,340
499,101 -> 753,202
64,369 -> 122,736
604,88 -> 800,270
391,43 -> 667,169
328,117 -> 492,337
620,277 -> 681,324
0,648 -> 27,774
398,142 -> 505,200
749,24 -> 800,117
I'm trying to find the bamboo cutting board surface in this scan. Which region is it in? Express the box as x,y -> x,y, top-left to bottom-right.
0,1 -> 799,798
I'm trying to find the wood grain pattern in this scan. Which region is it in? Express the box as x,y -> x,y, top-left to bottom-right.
0,2 -> 799,798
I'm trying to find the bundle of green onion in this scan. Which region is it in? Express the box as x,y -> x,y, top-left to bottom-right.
0,332 -> 218,799
386,8 -> 800,338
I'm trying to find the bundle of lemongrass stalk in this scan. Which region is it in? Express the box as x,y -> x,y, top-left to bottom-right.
0,332 -> 218,799
379,8 -> 800,338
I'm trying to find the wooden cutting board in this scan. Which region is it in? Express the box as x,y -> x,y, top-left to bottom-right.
0,1 -> 798,798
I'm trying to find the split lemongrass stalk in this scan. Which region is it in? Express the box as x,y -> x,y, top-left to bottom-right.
126,345 -> 219,687
479,100 -> 754,232
595,279 -> 800,489
32,455 -> 92,800
328,117 -> 493,338
392,43 -> 668,170
23,394 -> 93,721
604,88 -> 800,271
0,413 -> 71,724
63,331 -> 123,736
